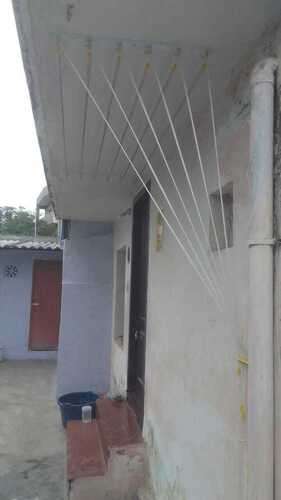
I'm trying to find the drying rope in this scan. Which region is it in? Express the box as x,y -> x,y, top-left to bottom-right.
94,47 -> 122,177
107,61 -> 150,180
206,66 -> 229,251
180,67 -> 227,282
154,67 -> 224,288
80,39 -> 93,179
62,48 -> 222,309
142,62 -> 206,176
101,63 -> 223,304
128,64 -> 224,301
121,63 -> 177,179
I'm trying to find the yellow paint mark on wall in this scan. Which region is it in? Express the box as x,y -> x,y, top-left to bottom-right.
238,355 -> 248,366
240,403 -> 247,421
155,212 -> 164,252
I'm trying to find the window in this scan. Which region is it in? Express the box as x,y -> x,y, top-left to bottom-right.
113,246 -> 127,347
209,183 -> 233,251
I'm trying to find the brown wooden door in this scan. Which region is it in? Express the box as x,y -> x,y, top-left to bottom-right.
29,260 -> 62,351
127,188 -> 150,428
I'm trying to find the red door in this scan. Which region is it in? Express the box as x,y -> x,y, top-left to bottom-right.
29,260 -> 62,351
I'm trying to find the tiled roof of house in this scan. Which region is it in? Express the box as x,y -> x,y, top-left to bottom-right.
0,238 -> 62,251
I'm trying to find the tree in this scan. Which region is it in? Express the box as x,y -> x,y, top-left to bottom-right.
0,206 -> 57,237
37,218 -> 58,237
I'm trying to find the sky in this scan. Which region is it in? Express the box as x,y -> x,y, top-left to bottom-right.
0,2 -> 45,211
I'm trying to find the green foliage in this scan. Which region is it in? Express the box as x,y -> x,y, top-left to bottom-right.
37,219 -> 58,237
0,206 -> 57,237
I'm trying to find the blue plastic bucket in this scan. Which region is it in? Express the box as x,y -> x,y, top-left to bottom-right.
58,391 -> 99,428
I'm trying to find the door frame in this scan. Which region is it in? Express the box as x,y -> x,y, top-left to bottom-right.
127,184 -> 150,427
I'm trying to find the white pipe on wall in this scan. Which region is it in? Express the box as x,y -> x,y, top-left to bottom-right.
248,58 -> 278,500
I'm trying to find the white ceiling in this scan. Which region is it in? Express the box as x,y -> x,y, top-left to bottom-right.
14,0 -> 281,221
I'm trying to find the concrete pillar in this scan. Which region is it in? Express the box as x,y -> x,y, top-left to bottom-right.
248,58 -> 278,500
57,221 -> 113,398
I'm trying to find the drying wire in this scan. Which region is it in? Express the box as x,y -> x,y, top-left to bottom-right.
206,66 -> 229,251
63,49 -> 221,306
207,65 -> 238,319
141,63 -> 205,176
128,64 -> 224,300
107,61 -> 150,180
56,37 -> 69,178
94,47 -> 122,177
121,63 -> 177,180
180,67 -> 227,281
100,64 -> 223,304
154,67 -> 224,287
62,48 -> 222,309
79,39 -> 93,179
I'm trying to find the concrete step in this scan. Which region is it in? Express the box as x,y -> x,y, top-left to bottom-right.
96,397 -> 143,456
67,398 -> 147,500
67,420 -> 107,480
69,476 -> 143,500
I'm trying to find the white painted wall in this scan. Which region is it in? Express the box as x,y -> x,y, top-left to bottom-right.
108,50 -> 263,500
111,116 -> 250,500
144,121 -> 250,500
0,249 -> 62,360
109,25 -> 281,500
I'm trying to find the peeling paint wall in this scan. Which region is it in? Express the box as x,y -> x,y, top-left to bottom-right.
0,249 -> 62,360
110,26 -> 281,500
110,77 -> 251,500
141,115 -> 250,500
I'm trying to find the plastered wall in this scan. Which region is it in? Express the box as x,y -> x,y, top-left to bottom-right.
0,249 -> 62,360
57,221 -> 113,397
110,25 -> 281,500
111,116 -> 250,500
144,118 -> 250,500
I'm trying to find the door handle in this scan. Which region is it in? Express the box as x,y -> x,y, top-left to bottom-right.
134,330 -> 145,340
32,302 -> 40,307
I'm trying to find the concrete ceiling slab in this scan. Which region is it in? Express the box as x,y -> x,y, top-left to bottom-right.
13,0 -> 281,220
